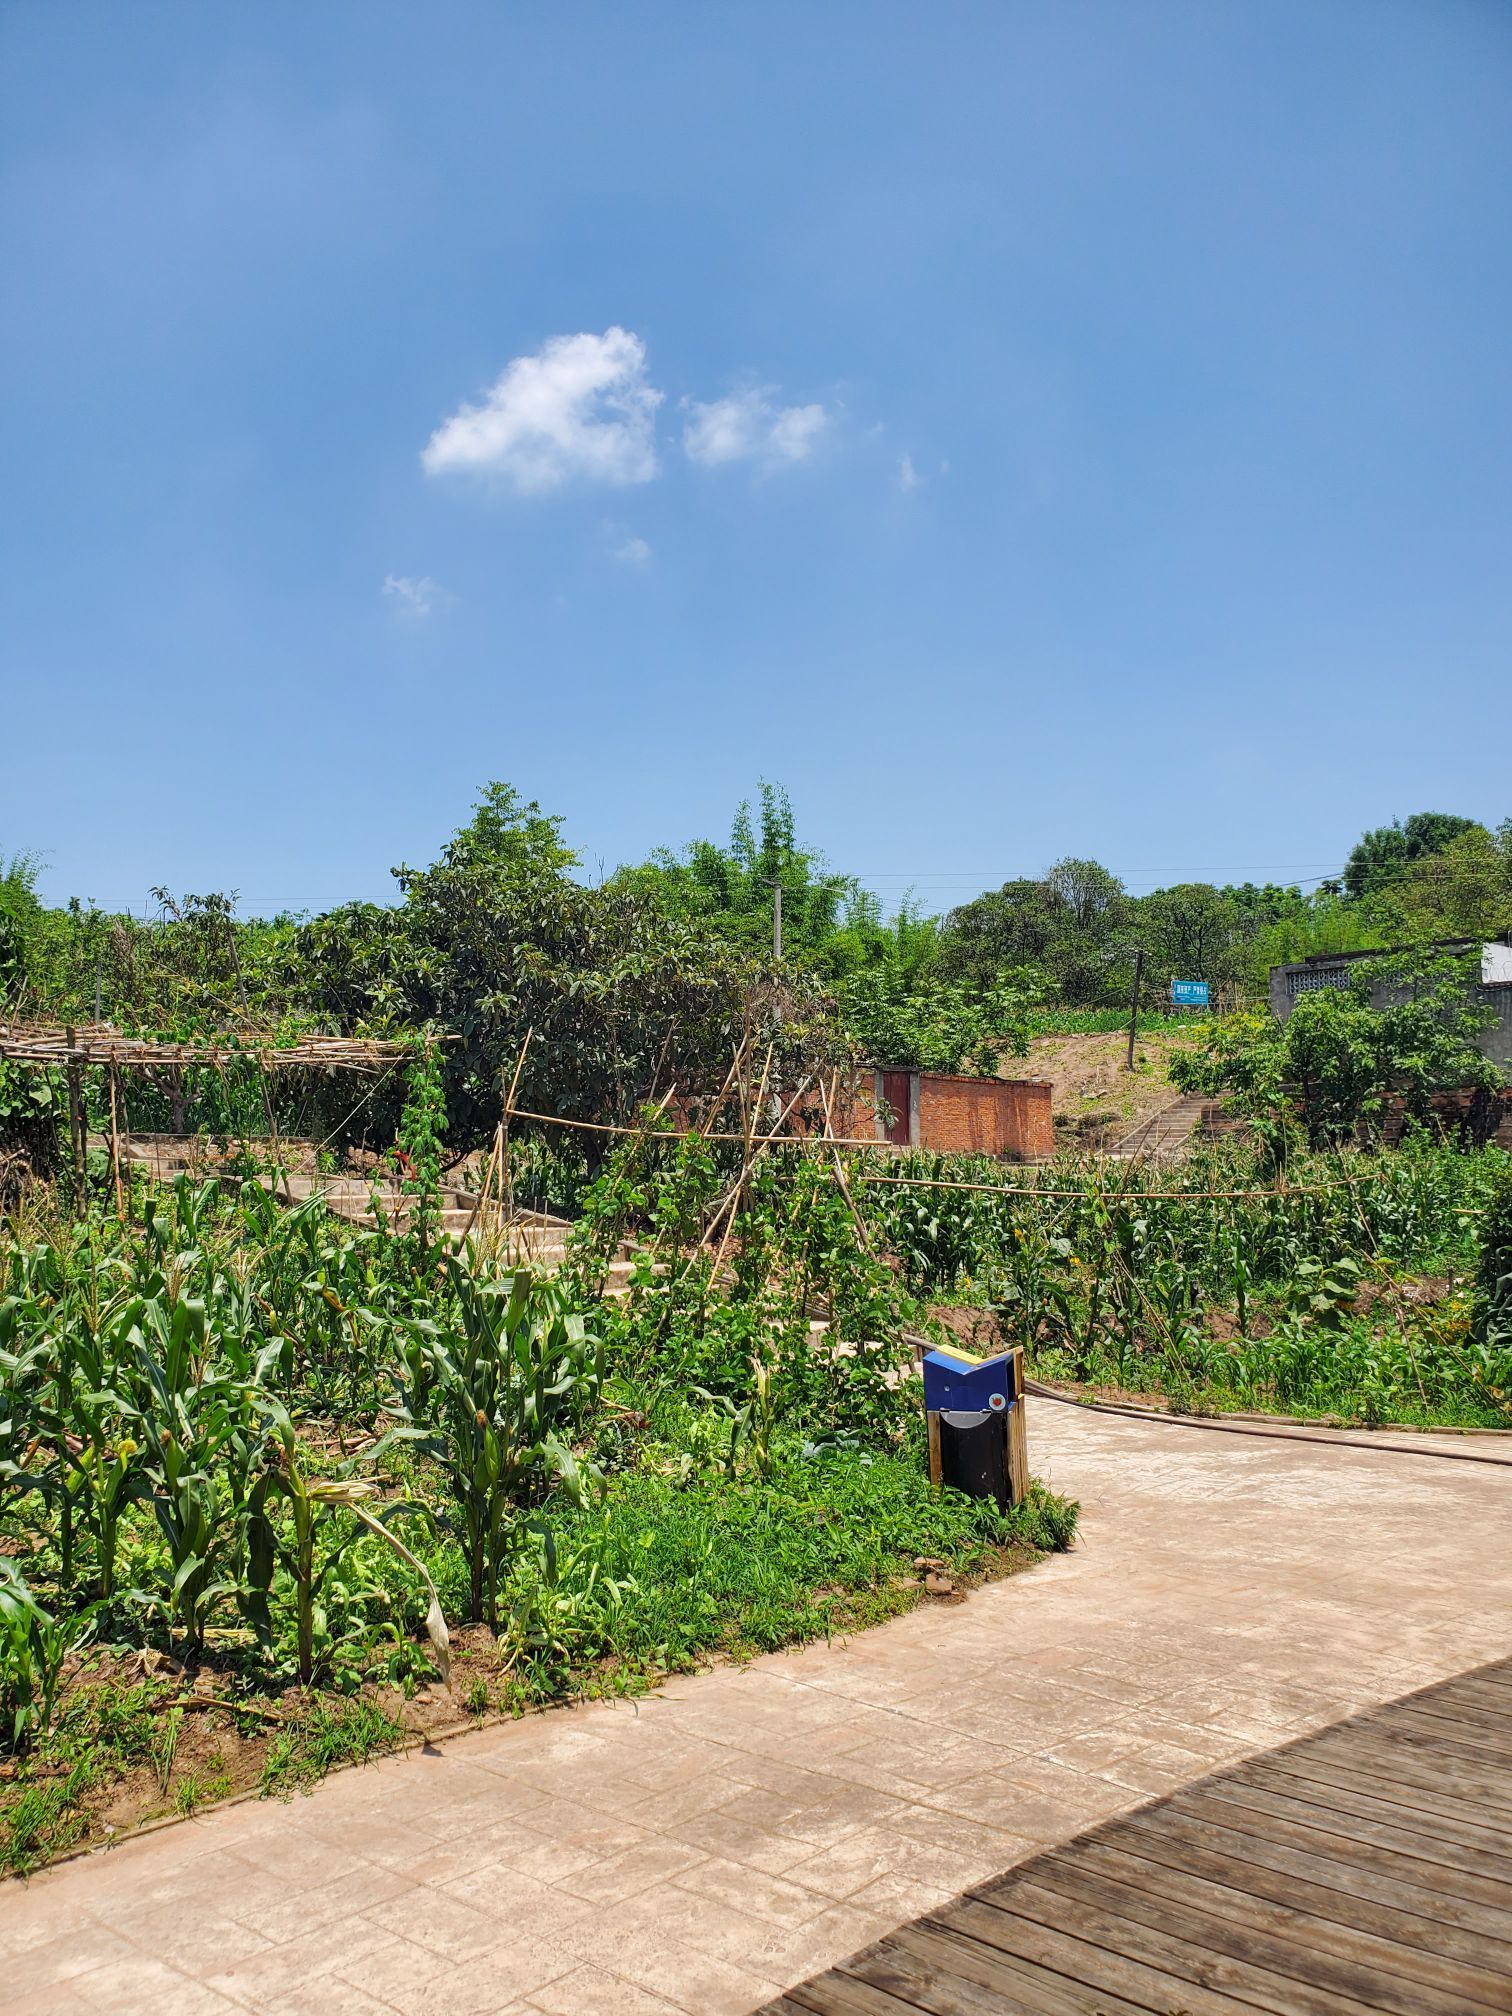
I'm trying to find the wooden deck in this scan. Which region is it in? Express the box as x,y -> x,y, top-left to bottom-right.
762,1656 -> 1512,2016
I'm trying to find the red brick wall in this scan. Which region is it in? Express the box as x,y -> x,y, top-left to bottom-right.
917,1073 -> 1053,1160
1378,1086 -> 1512,1150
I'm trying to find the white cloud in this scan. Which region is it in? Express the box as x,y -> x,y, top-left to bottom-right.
767,403 -> 827,461
682,388 -> 829,468
382,573 -> 446,617
897,453 -> 919,491
422,328 -> 662,492
615,535 -> 653,565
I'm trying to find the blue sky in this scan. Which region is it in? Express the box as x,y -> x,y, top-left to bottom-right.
3,2 -> 1510,919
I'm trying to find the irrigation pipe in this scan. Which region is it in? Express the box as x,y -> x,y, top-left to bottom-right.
1025,1379 -> 1512,1469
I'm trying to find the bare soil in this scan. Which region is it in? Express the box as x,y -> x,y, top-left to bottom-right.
1014,1031 -> 1198,1149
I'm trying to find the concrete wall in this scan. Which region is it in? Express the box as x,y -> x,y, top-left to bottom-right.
1269,954 -> 1512,1075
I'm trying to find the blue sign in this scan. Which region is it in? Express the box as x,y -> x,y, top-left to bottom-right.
1171,979 -> 1210,1008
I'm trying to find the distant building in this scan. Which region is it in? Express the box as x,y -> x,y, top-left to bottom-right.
1268,942 -> 1512,1073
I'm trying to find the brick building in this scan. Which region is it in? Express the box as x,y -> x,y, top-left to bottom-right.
841,1067 -> 1053,1161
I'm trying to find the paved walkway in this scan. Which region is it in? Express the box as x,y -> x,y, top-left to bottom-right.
5,1407 -> 1509,2016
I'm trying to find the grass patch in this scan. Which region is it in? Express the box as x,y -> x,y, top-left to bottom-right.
496,1435 -> 1077,1702
259,1697 -> 408,1797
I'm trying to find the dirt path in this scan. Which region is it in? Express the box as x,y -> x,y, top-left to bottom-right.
5,1409 -> 1508,2016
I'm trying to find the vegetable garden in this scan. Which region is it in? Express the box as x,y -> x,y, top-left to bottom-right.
2,1059 -> 1510,1875
1,781 -> 1509,1879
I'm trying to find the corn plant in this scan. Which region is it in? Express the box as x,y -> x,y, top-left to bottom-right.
108,1278 -> 277,1655
390,1266 -> 602,1628
247,1398 -> 448,1686
0,1561 -> 71,1757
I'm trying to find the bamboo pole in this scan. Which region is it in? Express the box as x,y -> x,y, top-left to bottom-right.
107,1062 -> 125,1221
500,1028 -> 534,1233
65,1026 -> 86,1201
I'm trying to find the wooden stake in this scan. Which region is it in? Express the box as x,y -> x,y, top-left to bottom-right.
1007,1348 -> 1029,1508
1126,948 -> 1144,1072
819,1074 -> 873,1253
500,1028 -> 534,1233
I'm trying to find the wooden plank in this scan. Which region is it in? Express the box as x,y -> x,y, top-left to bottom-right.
1386,1698 -> 1512,1752
787,1970 -> 924,2015
1360,1710 -> 1512,1773
883,1921 -> 1161,2016
932,1897 -> 1253,2016
849,1934 -> 1104,2016
971,1880 -> 1378,2016
1062,1835 -> 1512,2014
1241,1741 -> 1512,1846
1332,1712 -> 1512,1785
1120,1800 -> 1512,1952
1194,1777 -> 1512,1906
1303,1715 -> 1512,1794
1395,1693 -> 1512,1741
1006,1352 -> 1028,1509
1236,1743 -> 1512,1853
1240,1744 -> 1512,1846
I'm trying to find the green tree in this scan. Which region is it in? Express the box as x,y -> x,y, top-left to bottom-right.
283,784 -> 841,1158
940,858 -> 1127,1006
837,969 -> 1031,1074
1135,883 -> 1248,993
1391,823 -> 1512,943
1343,811 -> 1481,901
1175,953 -> 1498,1148
614,783 -> 854,966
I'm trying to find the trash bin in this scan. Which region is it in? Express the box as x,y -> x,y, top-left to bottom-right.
938,1406 -> 1010,1510
921,1344 -> 1026,1509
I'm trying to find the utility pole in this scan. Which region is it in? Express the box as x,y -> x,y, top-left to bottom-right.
771,880 -> 783,961
1126,947 -> 1144,1072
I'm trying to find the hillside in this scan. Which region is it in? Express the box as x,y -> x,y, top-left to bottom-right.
1008,1029 -> 1199,1150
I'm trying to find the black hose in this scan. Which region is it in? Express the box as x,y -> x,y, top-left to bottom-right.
1026,1380 -> 1512,1470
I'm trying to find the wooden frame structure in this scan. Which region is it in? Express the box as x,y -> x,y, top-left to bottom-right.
0,1021 -> 427,1210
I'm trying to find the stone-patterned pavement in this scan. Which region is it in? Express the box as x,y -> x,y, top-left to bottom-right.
4,1405 -> 1509,2016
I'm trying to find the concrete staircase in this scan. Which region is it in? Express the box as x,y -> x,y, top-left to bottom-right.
1108,1089 -> 1211,1161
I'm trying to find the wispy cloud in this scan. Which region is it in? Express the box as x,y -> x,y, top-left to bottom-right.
422,328 -> 662,492
682,389 -> 829,468
897,453 -> 919,491
382,573 -> 447,617
614,535 -> 653,565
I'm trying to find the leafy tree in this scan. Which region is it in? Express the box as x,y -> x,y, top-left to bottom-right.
837,969 -> 1031,1075
1343,811 -> 1481,901
282,784 -> 840,1158
940,858 -> 1127,1006
614,783 -> 854,966
1044,857 -> 1124,935
1390,822 -> 1512,943
1135,883 -> 1247,992
939,880 -> 1064,989
0,853 -> 45,1006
